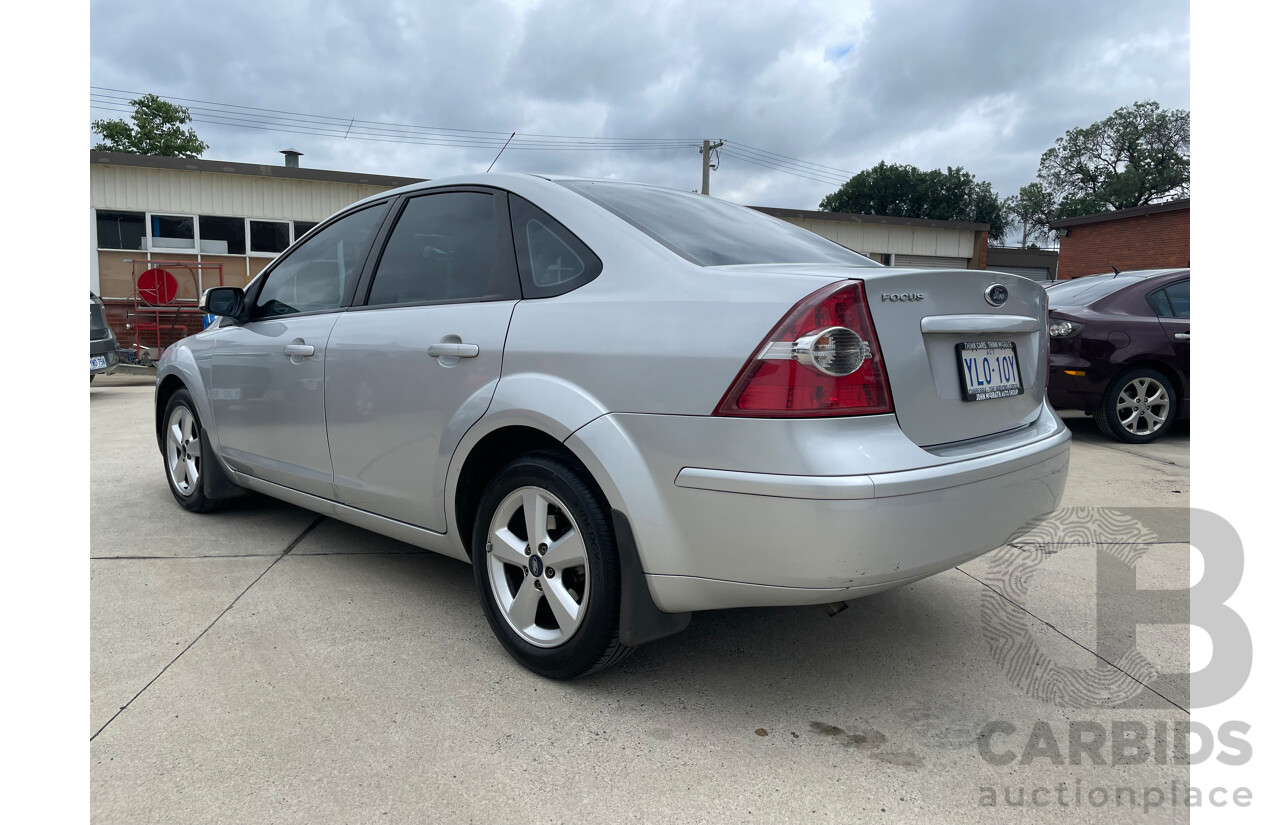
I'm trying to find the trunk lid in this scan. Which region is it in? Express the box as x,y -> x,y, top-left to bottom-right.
715,264 -> 1048,447
860,268 -> 1047,447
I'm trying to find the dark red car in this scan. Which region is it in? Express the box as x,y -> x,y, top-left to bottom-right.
1046,268 -> 1189,443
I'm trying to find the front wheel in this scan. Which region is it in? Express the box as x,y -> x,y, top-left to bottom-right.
471,451 -> 632,678
1095,368 -> 1177,443
161,389 -> 226,513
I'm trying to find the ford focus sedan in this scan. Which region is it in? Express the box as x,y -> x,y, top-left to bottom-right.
155,174 -> 1070,678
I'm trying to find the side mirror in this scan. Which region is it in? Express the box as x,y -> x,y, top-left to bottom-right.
200,286 -> 245,319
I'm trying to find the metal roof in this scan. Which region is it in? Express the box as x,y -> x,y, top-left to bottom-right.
90,150 -> 426,188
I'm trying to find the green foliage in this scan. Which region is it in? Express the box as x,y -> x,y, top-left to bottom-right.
91,94 -> 209,158
1037,100 -> 1189,216
1003,183 -> 1057,248
819,162 -> 1008,242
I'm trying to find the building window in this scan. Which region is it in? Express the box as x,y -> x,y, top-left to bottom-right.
250,220 -> 291,255
96,210 -> 145,250
198,216 -> 247,255
151,214 -> 196,249
293,220 -> 319,240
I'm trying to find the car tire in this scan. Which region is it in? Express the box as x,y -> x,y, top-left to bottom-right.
471,450 -> 633,679
1096,367 -> 1177,444
161,388 -> 225,513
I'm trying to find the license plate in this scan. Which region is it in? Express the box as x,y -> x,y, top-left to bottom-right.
90,355 -> 108,371
956,341 -> 1022,401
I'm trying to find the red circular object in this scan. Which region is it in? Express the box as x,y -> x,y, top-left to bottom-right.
138,268 -> 178,304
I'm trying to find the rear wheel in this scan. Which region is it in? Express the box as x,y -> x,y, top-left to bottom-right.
1096,368 -> 1177,443
472,451 -> 632,678
162,389 -> 225,513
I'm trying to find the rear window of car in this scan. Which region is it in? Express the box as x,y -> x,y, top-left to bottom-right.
557,180 -> 877,268
1047,274 -> 1144,307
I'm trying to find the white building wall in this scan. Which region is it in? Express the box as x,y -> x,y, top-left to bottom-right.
90,165 -> 392,222
782,216 -> 975,260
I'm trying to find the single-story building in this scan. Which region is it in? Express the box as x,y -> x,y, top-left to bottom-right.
750,206 -> 990,269
1048,199 -> 1189,280
90,151 -> 420,350
90,151 -> 1005,353
986,247 -> 1059,281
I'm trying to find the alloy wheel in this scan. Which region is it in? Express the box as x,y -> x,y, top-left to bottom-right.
165,405 -> 202,496
485,486 -> 591,648
1115,376 -> 1170,437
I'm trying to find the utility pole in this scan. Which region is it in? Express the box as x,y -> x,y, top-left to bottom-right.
700,139 -> 723,195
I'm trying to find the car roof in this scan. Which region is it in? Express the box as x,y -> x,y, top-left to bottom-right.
1048,268 -> 1189,309
1071,268 -> 1189,281
342,172 -> 694,214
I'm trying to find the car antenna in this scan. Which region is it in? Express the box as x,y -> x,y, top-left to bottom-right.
1110,265 -> 1121,277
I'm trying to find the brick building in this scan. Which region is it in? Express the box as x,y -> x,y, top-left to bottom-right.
1049,199 -> 1189,280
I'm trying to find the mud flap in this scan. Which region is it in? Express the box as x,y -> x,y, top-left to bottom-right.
612,508 -> 691,647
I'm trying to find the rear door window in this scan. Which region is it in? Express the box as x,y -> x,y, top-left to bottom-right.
1164,280 -> 1190,319
1145,281 -> 1189,319
366,192 -> 520,306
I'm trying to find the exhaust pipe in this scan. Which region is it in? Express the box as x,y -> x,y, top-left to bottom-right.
821,601 -> 849,617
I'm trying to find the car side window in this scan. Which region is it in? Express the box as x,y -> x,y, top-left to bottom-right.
509,194 -> 602,298
1165,280 -> 1190,319
253,203 -> 389,318
366,192 -> 519,306
1146,281 -> 1189,320
1146,288 -> 1173,318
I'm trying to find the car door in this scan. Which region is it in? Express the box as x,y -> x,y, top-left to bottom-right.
1148,278 -> 1190,398
205,201 -> 391,497
325,189 -> 521,532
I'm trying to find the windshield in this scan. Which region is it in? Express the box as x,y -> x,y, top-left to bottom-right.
557,180 -> 877,267
1047,274 -> 1143,307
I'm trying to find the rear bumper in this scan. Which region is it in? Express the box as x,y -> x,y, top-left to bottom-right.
567,403 -> 1071,611
90,341 -> 119,374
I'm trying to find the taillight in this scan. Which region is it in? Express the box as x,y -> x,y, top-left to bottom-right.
715,280 -> 894,417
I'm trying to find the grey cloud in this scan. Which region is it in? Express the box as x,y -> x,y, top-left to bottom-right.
90,0 -> 1189,210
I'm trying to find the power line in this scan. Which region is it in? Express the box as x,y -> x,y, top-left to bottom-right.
90,102 -> 698,152
88,87 -> 855,184
723,140 -> 855,177
718,149 -> 849,187
90,87 -> 700,145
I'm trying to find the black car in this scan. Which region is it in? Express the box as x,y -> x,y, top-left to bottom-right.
90,292 -> 119,382
1047,269 -> 1189,443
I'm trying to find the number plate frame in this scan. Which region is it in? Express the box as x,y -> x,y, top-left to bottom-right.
955,340 -> 1023,402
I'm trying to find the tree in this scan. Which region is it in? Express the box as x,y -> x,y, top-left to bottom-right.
92,93 -> 209,157
1003,183 -> 1057,248
819,162 -> 1008,243
1037,100 -> 1188,217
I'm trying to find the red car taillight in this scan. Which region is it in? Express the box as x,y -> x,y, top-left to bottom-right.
715,280 -> 894,417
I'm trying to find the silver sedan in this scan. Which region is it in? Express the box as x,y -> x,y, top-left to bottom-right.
155,174 -> 1070,678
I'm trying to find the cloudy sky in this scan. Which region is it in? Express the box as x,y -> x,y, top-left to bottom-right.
89,0 -> 1189,211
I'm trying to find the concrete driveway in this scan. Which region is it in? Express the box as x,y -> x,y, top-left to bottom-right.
90,376 -> 1191,824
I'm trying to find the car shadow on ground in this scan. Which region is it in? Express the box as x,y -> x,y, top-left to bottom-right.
309,542 -> 1004,722
1058,410 -> 1189,448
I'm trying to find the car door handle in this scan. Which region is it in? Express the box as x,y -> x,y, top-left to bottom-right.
283,343 -> 315,357
427,343 -> 480,358
1174,332 -> 1190,341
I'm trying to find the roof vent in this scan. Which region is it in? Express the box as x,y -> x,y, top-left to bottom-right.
280,148 -> 303,168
